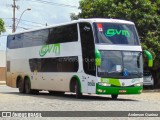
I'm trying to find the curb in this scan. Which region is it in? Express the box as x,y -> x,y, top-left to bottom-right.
143,89 -> 160,92
0,81 -> 6,85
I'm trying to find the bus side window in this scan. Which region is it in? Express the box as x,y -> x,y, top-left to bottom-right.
23,29 -> 48,47
7,34 -> 23,49
47,24 -> 78,44
79,22 -> 96,76
7,35 -> 14,49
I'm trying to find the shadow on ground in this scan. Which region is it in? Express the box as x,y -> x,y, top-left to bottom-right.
1,91 -> 138,102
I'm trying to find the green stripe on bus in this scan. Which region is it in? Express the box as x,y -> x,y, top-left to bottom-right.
101,78 -> 121,86
96,84 -> 142,94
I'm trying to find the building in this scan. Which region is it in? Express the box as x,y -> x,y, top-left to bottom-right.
0,50 -> 6,81
0,36 -> 6,81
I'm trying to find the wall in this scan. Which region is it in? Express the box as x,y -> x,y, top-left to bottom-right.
0,67 -> 6,81
0,51 -> 6,81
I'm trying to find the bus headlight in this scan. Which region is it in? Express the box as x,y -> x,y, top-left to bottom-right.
98,82 -> 110,86
134,82 -> 143,86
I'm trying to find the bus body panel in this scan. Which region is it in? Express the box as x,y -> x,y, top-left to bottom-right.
6,18 -> 143,96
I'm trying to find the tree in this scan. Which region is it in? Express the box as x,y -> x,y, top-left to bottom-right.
70,13 -> 79,20
72,0 -> 160,87
0,18 -> 5,35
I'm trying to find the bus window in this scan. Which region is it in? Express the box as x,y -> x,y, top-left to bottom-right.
94,23 -> 140,45
7,34 -> 23,49
79,22 -> 96,76
48,24 -> 78,44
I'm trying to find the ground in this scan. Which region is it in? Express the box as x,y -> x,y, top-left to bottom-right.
0,85 -> 160,119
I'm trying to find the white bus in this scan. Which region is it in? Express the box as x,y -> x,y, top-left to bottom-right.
6,18 -> 153,99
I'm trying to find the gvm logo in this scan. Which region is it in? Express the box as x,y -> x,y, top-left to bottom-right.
105,29 -> 130,37
39,44 -> 60,57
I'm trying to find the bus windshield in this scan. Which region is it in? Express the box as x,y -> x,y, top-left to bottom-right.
98,51 -> 143,78
94,23 -> 140,45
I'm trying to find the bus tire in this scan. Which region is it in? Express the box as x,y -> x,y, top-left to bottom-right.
150,85 -> 154,90
111,94 -> 118,100
24,78 -> 32,94
18,78 -> 25,93
75,81 -> 82,98
32,90 -> 39,95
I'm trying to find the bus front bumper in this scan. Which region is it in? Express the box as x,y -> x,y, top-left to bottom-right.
96,84 -> 143,94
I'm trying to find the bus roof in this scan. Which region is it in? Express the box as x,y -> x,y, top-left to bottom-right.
78,18 -> 134,24
9,18 -> 134,36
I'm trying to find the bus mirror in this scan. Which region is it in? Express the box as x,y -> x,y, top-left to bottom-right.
144,50 -> 153,67
95,49 -> 101,67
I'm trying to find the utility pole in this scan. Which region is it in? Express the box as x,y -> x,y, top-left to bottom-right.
12,0 -> 19,33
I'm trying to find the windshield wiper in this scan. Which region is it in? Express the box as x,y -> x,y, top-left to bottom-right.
107,71 -> 122,74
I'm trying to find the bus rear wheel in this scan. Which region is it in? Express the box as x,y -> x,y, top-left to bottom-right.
18,79 -> 25,93
111,94 -> 118,100
74,81 -> 82,98
24,78 -> 39,94
25,79 -> 32,94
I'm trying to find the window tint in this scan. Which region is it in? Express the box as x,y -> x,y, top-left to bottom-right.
94,23 -> 139,45
7,29 -> 49,49
29,56 -> 78,72
23,29 -> 48,47
29,58 -> 42,72
79,22 -> 96,76
47,23 -> 78,44
7,34 -> 23,49
7,23 -> 78,49
98,51 -> 143,78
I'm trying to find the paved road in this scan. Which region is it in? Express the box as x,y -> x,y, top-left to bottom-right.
0,85 -> 160,119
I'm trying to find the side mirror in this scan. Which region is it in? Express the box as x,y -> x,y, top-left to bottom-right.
95,49 -> 101,67
143,50 -> 153,67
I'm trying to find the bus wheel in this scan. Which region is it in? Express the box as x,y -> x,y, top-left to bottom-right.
75,81 -> 82,98
111,94 -> 118,100
24,79 -> 32,94
150,85 -> 154,90
31,90 -> 39,95
18,79 -> 25,93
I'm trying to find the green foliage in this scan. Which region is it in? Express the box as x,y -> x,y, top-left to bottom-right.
0,18 -> 5,35
75,0 -> 160,69
70,13 -> 79,20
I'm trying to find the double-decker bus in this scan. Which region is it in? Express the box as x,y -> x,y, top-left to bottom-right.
6,18 -> 153,99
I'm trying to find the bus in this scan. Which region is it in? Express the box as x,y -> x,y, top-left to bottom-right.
6,18 -> 153,99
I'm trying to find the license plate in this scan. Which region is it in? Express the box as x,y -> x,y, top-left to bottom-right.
119,90 -> 127,93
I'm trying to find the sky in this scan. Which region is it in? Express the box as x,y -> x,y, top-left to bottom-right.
0,0 -> 80,50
